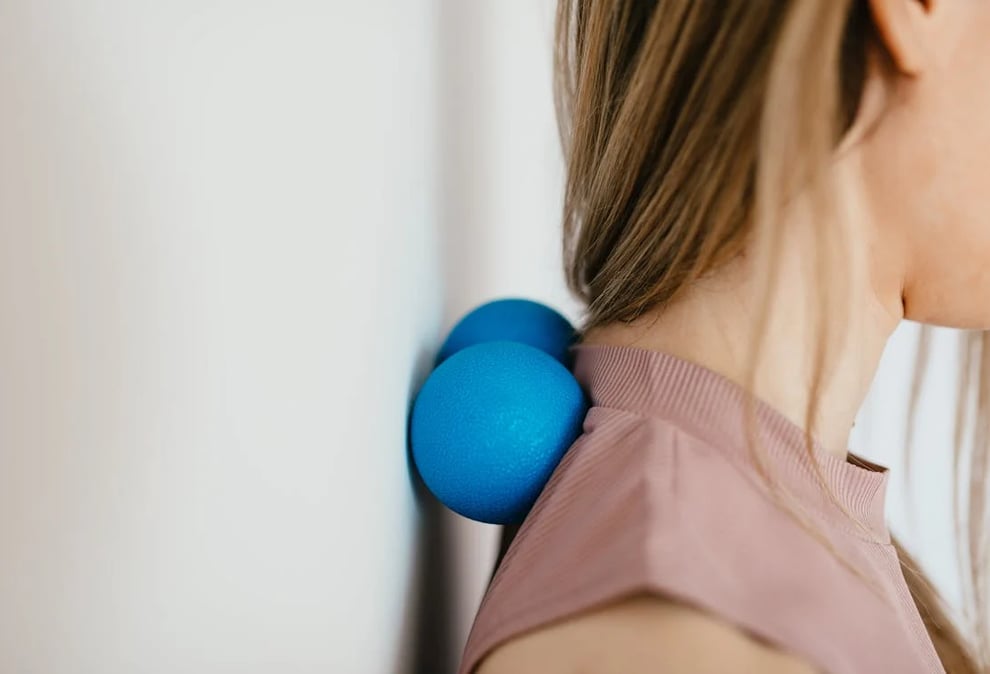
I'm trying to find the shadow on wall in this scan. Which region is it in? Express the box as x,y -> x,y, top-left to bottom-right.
398,0 -> 505,672
392,341 -> 457,674
405,456 -> 457,674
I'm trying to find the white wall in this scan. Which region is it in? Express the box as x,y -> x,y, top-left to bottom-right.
0,2 -> 441,672
853,324 -> 964,611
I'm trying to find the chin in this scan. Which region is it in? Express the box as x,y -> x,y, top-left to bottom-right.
903,304 -> 990,332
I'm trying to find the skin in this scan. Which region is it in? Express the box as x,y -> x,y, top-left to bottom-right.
479,596 -> 816,674
480,1 -> 990,672
584,0 -> 990,458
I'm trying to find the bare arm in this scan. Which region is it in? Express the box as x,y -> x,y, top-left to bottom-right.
476,594 -> 819,674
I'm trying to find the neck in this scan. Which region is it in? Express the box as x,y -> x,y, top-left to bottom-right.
580,156 -> 903,458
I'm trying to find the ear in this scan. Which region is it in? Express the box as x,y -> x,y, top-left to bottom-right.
868,0 -> 933,76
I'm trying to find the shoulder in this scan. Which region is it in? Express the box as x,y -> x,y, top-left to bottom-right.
476,594 -> 818,674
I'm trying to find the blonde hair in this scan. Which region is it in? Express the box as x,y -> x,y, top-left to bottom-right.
554,1 -> 986,671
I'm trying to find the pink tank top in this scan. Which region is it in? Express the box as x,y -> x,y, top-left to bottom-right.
457,343 -> 944,674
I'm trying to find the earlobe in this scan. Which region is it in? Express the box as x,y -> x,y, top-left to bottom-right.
868,0 -> 932,76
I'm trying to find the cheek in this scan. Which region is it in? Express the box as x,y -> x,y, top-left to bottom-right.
901,20 -> 990,329
903,136 -> 990,329
942,34 -> 990,229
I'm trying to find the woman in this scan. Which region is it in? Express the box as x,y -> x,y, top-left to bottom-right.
458,1 -> 990,673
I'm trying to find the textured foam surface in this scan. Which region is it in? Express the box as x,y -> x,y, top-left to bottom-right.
411,341 -> 587,524
436,298 -> 577,367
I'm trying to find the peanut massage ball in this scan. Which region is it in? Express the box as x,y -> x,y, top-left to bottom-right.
410,299 -> 587,524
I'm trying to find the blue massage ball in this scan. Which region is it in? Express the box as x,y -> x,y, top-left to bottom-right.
411,340 -> 588,524
436,298 -> 577,367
